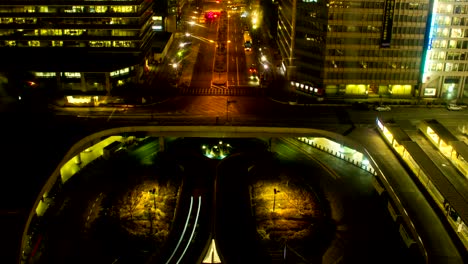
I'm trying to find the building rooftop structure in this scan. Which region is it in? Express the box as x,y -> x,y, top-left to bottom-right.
402,141 -> 468,225
421,119 -> 460,142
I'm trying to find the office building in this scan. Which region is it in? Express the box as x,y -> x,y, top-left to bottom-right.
0,0 -> 155,93
276,0 -> 468,101
422,0 -> 468,100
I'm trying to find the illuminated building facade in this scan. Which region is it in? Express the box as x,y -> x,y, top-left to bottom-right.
277,0 -> 430,99
0,0 -> 155,93
422,0 -> 468,101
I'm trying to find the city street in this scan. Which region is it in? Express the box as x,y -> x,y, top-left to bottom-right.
1,1 -> 468,264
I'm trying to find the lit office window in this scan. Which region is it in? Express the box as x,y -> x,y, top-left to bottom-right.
0,29 -> 13,36
112,30 -> 137,36
64,29 -> 84,36
41,29 -> 62,36
408,3 -> 419,10
51,41 -> 63,47
14,18 -> 27,24
28,40 -> 40,47
38,6 -> 49,13
110,67 -> 130,77
436,40 -> 448,48
112,6 -> 135,13
436,28 -> 450,37
64,6 -> 84,13
89,41 -> 111,47
449,40 -> 457,49
451,28 -> 462,38
437,4 -> 453,14
0,18 -> 13,24
5,41 -> 16,46
445,63 -> 453,71
35,72 -> 56,78
113,41 -> 133,48
438,51 -> 446,60
24,6 -> 35,13
92,6 -> 108,13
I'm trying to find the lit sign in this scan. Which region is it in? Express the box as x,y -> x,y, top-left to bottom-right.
110,67 -> 130,77
35,72 -> 56,78
66,96 -> 91,104
381,0 -> 395,47
64,72 -> 81,78
424,88 -> 436,96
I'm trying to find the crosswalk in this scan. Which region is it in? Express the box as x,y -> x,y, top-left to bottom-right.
179,87 -> 266,96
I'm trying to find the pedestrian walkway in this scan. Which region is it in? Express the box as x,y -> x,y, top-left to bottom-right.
178,42 -> 200,88
179,87 -> 265,96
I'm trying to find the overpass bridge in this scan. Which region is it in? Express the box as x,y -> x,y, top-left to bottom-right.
20,126 -> 465,264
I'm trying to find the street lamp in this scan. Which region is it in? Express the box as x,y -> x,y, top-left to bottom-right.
273,188 -> 280,212
172,62 -> 179,76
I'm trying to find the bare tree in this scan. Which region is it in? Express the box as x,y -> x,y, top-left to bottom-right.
120,187 -> 144,220
285,188 -> 316,217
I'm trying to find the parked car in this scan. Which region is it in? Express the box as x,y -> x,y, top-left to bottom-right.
447,104 -> 463,111
375,105 -> 391,112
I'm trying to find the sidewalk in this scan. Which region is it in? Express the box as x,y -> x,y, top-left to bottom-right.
178,42 -> 200,88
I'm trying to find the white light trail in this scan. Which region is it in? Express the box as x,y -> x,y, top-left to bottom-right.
165,196 -> 194,264
177,196 -> 202,264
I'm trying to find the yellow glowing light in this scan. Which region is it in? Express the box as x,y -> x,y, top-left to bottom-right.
66,96 -> 92,104
202,239 -> 221,263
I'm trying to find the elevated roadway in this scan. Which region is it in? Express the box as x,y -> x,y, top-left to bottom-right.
20,125 -> 466,264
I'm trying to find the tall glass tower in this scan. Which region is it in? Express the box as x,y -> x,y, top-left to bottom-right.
277,0 -> 430,99
422,0 -> 468,102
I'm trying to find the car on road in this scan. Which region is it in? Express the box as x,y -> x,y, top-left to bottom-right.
447,104 -> 463,111
249,64 -> 257,74
374,105 -> 391,112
